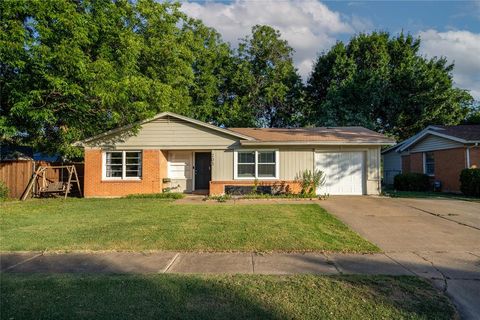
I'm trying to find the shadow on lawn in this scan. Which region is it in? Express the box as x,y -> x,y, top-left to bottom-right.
0,253 -> 460,320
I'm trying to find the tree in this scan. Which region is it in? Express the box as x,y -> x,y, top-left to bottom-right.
0,0 -> 238,156
235,25 -> 304,128
306,32 -> 474,140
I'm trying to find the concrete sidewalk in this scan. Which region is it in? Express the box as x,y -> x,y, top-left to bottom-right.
2,250 -> 479,318
2,250 -> 478,280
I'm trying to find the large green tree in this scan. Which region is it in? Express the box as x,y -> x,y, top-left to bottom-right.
0,0 -> 237,156
233,25 -> 304,128
306,32 -> 474,140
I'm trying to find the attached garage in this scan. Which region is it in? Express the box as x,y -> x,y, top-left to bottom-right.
315,151 -> 365,195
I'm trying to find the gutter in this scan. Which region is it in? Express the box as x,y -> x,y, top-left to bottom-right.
240,140 -> 396,146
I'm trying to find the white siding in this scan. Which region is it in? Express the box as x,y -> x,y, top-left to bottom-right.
211,149 -> 234,180
91,116 -> 239,149
410,135 -> 463,153
168,151 -> 193,192
279,148 -> 314,180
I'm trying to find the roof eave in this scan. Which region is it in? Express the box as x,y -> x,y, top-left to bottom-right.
72,112 -> 255,147
240,140 -> 396,146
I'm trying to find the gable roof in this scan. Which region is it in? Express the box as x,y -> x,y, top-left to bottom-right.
384,125 -> 480,154
229,127 -> 395,145
76,111 -> 394,147
431,125 -> 480,141
75,112 -> 253,146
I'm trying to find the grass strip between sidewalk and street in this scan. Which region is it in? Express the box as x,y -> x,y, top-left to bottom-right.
0,274 -> 455,320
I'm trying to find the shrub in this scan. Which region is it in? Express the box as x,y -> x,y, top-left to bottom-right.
296,169 -> 326,196
393,173 -> 430,192
0,181 -> 8,200
460,168 -> 480,197
125,192 -> 185,199
204,194 -> 232,202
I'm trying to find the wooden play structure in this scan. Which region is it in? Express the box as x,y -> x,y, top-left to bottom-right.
21,165 -> 82,200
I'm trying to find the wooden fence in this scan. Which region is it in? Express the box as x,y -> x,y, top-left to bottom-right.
0,160 -> 84,199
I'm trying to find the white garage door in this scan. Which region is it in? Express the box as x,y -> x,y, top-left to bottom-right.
315,151 -> 364,195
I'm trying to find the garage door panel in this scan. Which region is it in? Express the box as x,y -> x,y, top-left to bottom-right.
315,151 -> 364,195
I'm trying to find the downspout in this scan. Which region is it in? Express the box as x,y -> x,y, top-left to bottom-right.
466,147 -> 470,168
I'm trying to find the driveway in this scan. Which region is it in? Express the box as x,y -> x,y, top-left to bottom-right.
321,196 -> 480,320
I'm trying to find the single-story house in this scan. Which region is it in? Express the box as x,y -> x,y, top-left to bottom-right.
76,112 -> 395,197
382,125 -> 480,192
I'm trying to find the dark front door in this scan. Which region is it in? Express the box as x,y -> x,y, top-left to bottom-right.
194,152 -> 211,190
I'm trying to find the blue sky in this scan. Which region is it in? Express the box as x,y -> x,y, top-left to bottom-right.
181,0 -> 480,99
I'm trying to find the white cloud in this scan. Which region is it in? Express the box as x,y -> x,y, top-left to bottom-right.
181,0 -> 358,79
419,29 -> 480,100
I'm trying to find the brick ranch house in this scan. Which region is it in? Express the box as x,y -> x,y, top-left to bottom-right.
76,112 -> 395,197
382,125 -> 480,192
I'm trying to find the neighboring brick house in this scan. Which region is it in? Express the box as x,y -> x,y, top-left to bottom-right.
382,125 -> 480,192
76,112 -> 394,197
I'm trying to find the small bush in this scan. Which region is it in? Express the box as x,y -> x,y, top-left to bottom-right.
125,192 -> 185,199
460,168 -> 480,197
204,194 -> 232,202
296,169 -> 326,196
0,181 -> 9,200
394,173 -> 430,192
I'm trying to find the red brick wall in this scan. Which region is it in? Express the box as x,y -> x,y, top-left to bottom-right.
410,153 -> 424,173
84,149 -> 166,197
401,155 -> 411,173
434,148 -> 466,192
470,147 -> 480,168
406,148 -> 466,193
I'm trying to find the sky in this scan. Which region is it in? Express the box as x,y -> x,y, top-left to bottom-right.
180,0 -> 480,100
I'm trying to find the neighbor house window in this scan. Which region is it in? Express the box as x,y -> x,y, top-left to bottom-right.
235,150 -> 279,179
104,151 -> 142,179
424,152 -> 434,176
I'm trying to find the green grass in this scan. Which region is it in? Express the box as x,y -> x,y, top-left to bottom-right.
0,198 -> 378,252
125,192 -> 185,199
0,274 -> 455,320
383,189 -> 480,202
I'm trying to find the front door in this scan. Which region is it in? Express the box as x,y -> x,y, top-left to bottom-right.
194,152 -> 211,190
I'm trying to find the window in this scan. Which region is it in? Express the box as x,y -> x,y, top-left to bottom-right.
424,152 -> 434,176
235,150 -> 278,179
258,151 -> 276,177
104,151 -> 142,179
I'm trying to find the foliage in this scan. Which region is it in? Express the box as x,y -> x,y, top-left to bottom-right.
0,181 -> 9,200
1,0 -> 305,156
460,168 -> 480,197
234,25 -> 304,127
306,32 -> 474,141
125,192 -> 184,200
297,169 -> 326,196
393,173 -> 431,192
204,194 -> 232,202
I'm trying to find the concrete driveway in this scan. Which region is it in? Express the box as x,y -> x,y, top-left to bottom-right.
321,196 -> 480,320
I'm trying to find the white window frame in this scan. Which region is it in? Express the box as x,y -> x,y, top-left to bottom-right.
234,149 -> 279,180
102,150 -> 142,180
423,151 -> 435,176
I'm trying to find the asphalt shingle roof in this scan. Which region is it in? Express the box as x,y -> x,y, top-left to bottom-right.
228,127 -> 395,144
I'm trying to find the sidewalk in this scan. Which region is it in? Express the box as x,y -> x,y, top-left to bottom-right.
2,250 -> 479,318
2,250 -> 477,281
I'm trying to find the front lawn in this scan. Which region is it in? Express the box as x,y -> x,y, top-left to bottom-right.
0,274 -> 455,320
0,199 -> 378,252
